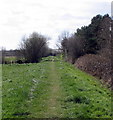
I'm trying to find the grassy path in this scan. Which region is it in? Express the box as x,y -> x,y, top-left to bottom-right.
44,61 -> 63,117
2,56 -> 112,118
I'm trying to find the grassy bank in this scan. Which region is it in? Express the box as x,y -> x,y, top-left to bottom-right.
2,56 -> 112,118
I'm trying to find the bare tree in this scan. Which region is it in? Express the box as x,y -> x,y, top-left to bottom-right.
58,31 -> 70,60
67,35 -> 84,63
59,31 -> 84,63
20,32 -> 49,63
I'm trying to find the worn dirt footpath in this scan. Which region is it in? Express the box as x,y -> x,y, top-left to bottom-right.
44,61 -> 63,118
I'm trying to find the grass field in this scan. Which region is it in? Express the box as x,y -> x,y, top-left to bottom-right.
4,56 -> 25,63
2,56 -> 112,118
4,56 -> 17,62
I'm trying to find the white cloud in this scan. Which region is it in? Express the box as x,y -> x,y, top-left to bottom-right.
0,0 -> 111,49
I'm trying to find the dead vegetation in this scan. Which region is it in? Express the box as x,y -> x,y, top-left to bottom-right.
75,54 -> 112,89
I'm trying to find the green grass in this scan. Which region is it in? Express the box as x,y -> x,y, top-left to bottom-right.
4,56 -> 25,63
56,61 -> 112,118
41,56 -> 60,62
2,56 -> 112,118
4,56 -> 17,62
2,62 -> 51,118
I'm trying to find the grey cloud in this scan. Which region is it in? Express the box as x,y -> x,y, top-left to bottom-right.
88,1 -> 110,15
11,10 -> 24,15
59,13 -> 90,21
3,16 -> 28,28
30,2 -> 45,8
1,0 -> 111,50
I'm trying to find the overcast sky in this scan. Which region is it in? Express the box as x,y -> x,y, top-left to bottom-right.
0,0 -> 111,50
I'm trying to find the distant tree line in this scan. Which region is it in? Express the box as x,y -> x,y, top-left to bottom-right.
1,32 -> 60,64
1,14 -> 112,65
60,14 -> 112,64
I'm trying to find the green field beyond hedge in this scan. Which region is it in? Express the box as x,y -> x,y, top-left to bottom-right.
2,56 -> 112,118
